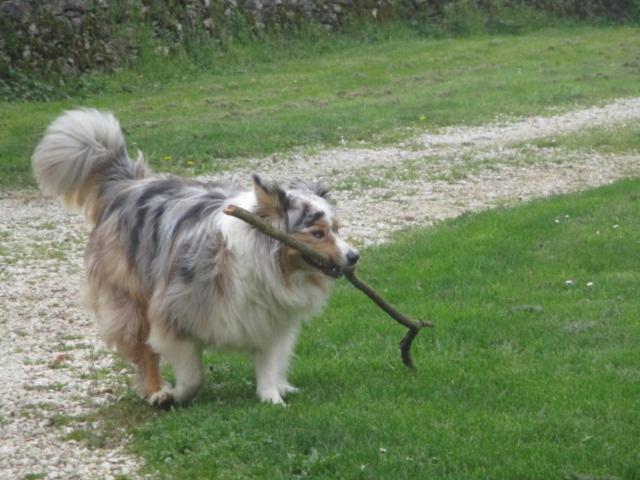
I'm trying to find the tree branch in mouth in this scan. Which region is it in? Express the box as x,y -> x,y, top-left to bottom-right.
223,204 -> 435,370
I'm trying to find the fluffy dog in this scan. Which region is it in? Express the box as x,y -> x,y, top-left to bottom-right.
32,109 -> 359,407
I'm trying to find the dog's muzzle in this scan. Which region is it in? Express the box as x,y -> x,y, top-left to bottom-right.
302,254 -> 344,278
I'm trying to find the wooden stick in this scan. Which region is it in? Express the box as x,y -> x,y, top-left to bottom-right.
223,204 -> 434,369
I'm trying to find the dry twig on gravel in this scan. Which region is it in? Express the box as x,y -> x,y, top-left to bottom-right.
223,204 -> 434,369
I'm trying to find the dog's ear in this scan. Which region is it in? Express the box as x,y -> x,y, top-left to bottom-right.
253,174 -> 289,217
290,179 -> 329,198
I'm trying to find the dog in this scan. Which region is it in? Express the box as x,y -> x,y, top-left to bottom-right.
32,109 -> 359,407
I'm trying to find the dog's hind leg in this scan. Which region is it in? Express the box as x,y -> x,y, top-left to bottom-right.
146,326 -> 204,407
89,286 -> 167,404
122,341 -> 164,401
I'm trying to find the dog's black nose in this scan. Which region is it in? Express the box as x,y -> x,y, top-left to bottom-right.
346,251 -> 360,266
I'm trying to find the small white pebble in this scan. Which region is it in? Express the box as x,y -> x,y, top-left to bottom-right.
554,218 -> 560,223
586,282 -> 594,287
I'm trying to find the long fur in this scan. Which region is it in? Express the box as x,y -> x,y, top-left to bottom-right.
32,109 -> 358,407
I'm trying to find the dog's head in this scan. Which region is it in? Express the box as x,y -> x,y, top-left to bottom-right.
253,175 -> 359,279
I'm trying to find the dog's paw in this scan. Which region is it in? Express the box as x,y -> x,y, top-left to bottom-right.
148,385 -> 176,410
258,387 -> 287,406
278,382 -> 300,396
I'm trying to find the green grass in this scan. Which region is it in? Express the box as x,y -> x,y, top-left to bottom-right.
530,120 -> 640,155
97,179 -> 640,479
22,474 -> 46,480
2,25 -> 639,188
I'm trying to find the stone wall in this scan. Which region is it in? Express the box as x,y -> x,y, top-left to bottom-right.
1,0 -> 636,85
0,0 -> 430,81
1,0 -> 125,78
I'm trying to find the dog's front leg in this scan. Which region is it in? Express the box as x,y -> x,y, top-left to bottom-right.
147,328 -> 204,407
254,324 -> 300,405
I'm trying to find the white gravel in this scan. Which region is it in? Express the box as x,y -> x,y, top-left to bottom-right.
0,193 -> 146,480
1,97 -> 639,479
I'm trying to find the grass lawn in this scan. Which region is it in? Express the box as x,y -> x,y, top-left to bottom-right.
88,179 -> 640,479
2,25 -> 639,188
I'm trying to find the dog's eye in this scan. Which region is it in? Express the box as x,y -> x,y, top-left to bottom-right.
311,230 -> 325,239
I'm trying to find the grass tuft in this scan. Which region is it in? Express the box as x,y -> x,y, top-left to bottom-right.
529,121 -> 640,155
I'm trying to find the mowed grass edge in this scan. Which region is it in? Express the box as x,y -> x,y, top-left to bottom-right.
2,25 -> 639,188
87,179 -> 640,479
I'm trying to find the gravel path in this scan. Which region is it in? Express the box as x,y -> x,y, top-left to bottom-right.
211,96 -> 640,244
1,97 -> 638,479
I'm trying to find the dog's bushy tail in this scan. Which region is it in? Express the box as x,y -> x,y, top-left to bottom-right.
32,108 -> 149,223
